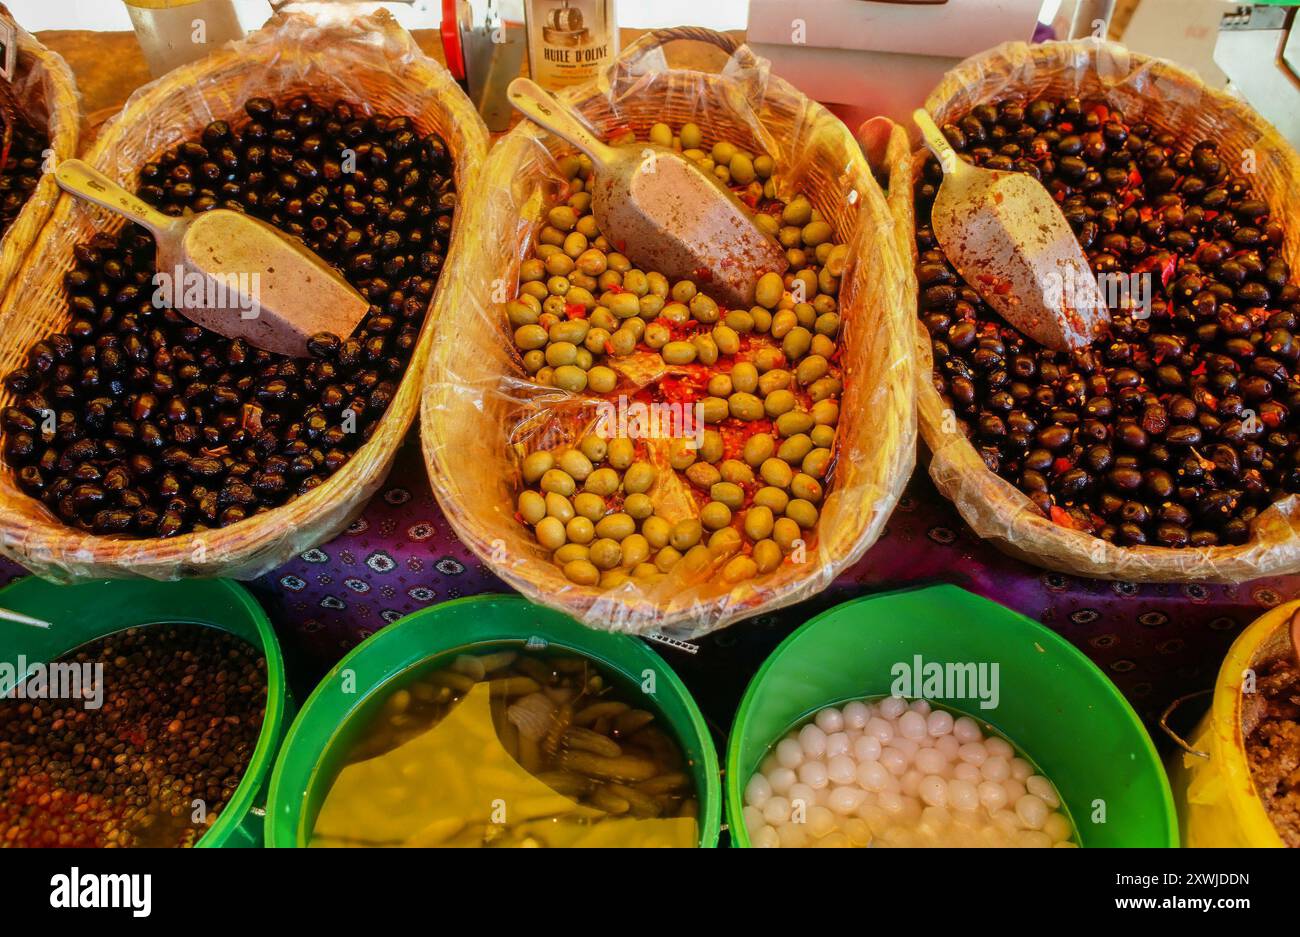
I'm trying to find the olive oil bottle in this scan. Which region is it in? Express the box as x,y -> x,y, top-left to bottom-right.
524,0 -> 618,90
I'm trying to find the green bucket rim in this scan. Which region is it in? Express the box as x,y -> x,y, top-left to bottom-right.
724,583 -> 1178,848
0,576 -> 287,849
265,593 -> 721,847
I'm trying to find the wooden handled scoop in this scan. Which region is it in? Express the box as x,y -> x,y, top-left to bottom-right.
54,159 -> 369,358
507,78 -> 788,308
913,109 -> 1109,352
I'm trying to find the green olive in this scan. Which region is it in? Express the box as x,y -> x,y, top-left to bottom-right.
777,434 -> 814,464
753,538 -> 782,573
782,196 -> 813,227
753,154 -> 775,178
811,424 -> 836,448
600,569 -> 629,588
624,492 -> 654,520
507,299 -> 539,327
548,205 -> 578,231
554,543 -> 589,565
587,365 -> 618,394
707,373 -> 734,398
700,500 -> 732,530
522,450 -> 554,484
556,449 -> 593,481
689,293 -> 719,324
693,334 -> 719,366
730,362 -> 759,394
573,491 -> 606,521
649,122 -> 673,147
551,320 -> 591,347
679,122 -> 703,150
518,490 -> 546,524
596,513 -> 636,541
654,546 -> 682,572
621,533 -> 651,568
711,140 -> 737,165
632,562 -> 660,580
776,410 -> 815,438
802,220 -> 833,247
522,350 -> 545,374
754,271 -> 785,310
758,369 -> 791,395
700,431 -> 725,464
588,538 -> 623,570
743,505 -> 775,541
642,515 -> 672,549
803,447 -> 833,478
670,280 -> 697,303
753,485 -> 789,514
608,328 -> 637,355
759,457 -> 794,489
536,516 -> 567,550
722,555 -> 757,583
796,355 -> 829,386
783,327 -> 813,360
710,481 -> 745,511
730,153 -> 756,185
743,433 -> 776,467
662,341 -> 697,365
773,516 -> 802,551
566,516 -> 595,544
515,324 -> 548,350
719,459 -> 754,485
712,324 -> 741,356
786,498 -> 820,529
540,468 -> 576,496
644,322 -> 671,349
763,389 -> 797,418
623,461 -> 657,494
729,392 -> 764,421
708,528 -> 743,557
553,365 -> 588,393
702,397 -> 729,424
670,518 -> 703,551
722,312 -> 752,335
584,467 -> 620,496
563,559 -> 600,585
685,462 -> 721,490
606,438 -> 635,470
791,474 -> 823,503
808,376 -> 841,402
668,440 -> 698,470
812,399 -> 840,426
545,491 -> 574,522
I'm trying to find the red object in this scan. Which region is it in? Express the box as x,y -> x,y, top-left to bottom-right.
441,0 -> 466,82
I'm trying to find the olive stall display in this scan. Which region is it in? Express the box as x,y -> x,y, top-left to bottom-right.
0,95 -> 456,538
508,122 -> 847,589
916,95 -> 1298,550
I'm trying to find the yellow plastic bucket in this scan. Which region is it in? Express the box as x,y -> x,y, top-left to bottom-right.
1164,602 -> 1294,848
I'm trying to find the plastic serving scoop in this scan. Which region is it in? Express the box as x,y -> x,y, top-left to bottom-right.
54,159 -> 369,358
1291,607 -> 1300,668
913,109 -> 1109,352
507,78 -> 788,308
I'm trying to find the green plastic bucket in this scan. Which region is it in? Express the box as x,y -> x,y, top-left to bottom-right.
265,593 -> 721,847
0,577 -> 291,848
726,584 -> 1177,847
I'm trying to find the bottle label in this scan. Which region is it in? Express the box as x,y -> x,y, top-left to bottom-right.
528,0 -> 616,89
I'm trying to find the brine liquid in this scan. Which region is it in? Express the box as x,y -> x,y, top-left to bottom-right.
309,645 -> 698,847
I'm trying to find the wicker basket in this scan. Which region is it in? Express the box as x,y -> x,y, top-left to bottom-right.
422,27 -> 916,638
0,11 -> 488,582
900,40 -> 1300,582
0,4 -> 80,312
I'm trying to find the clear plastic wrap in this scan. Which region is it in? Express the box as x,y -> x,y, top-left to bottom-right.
899,39 -> 1300,583
0,3 -> 80,313
0,10 -> 488,582
422,27 -> 916,638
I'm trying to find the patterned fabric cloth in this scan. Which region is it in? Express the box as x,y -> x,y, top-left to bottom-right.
4,431 -> 1294,734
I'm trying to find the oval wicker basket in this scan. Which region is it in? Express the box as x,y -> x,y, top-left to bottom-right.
422,27 -> 916,638
0,11 -> 488,581
0,4 -> 80,311
898,40 -> 1300,583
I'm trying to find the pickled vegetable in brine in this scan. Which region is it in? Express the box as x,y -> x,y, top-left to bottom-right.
308,646 -> 699,847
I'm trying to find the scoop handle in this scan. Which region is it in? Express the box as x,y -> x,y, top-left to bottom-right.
507,78 -> 615,170
913,109 -> 967,178
54,158 -> 180,241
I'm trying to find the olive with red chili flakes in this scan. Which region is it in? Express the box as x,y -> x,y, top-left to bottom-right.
917,95 -> 1299,548
1,97 -> 456,537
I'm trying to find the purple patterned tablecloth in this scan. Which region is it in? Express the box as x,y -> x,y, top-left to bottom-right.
224,430 -> 1300,734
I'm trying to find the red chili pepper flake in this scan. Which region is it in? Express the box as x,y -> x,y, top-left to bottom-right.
1052,457 -> 1073,475
564,302 -> 587,319
1049,505 -> 1076,529
1191,362 -> 1207,377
